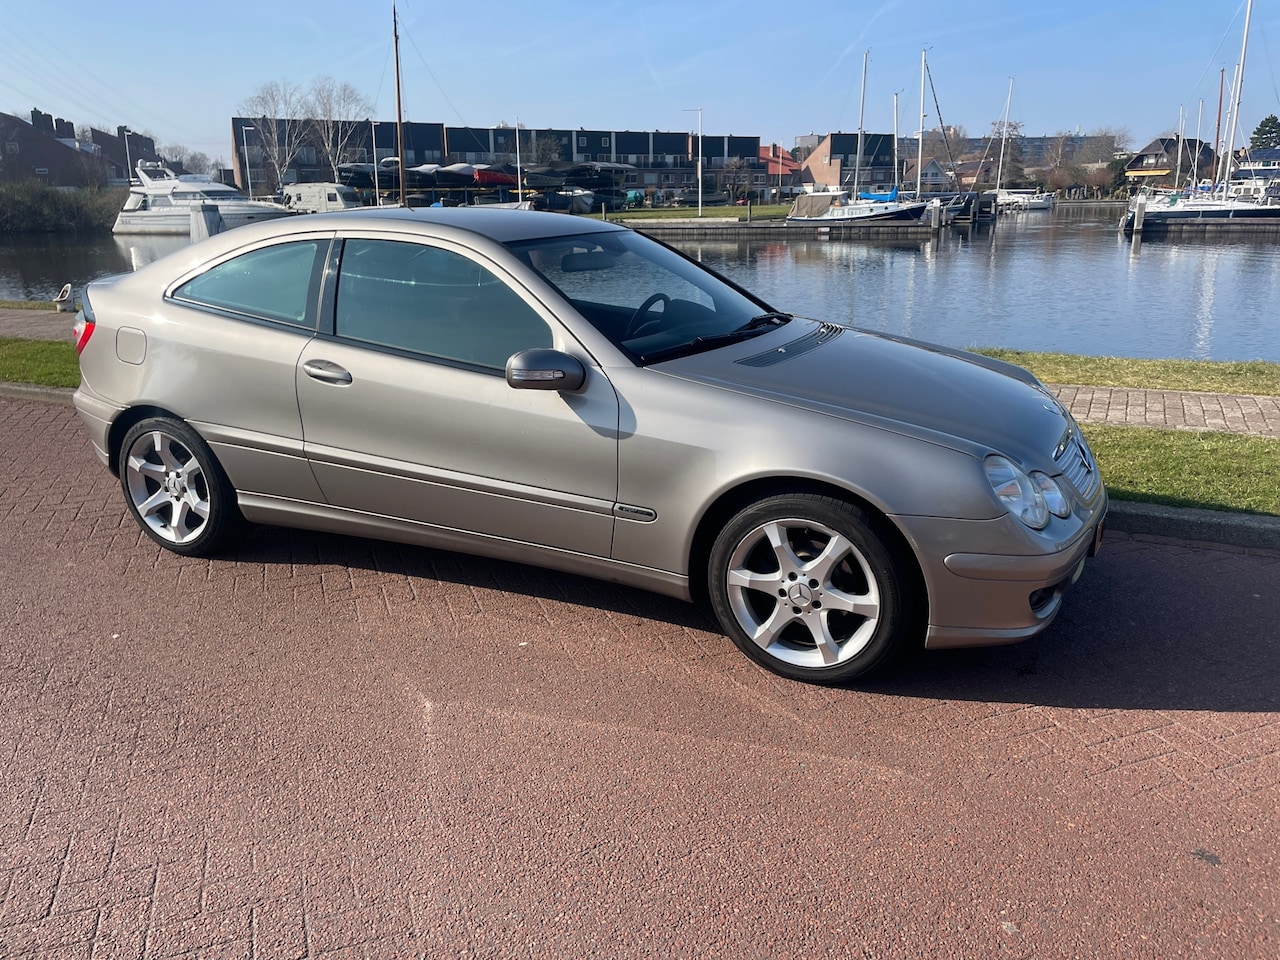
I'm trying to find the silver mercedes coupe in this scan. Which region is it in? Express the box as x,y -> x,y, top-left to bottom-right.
73,208 -> 1106,683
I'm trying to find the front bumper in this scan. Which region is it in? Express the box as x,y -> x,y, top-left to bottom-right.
896,498 -> 1107,650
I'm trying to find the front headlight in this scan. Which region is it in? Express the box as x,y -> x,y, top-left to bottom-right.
984,455 -> 1049,529
1030,470 -> 1071,519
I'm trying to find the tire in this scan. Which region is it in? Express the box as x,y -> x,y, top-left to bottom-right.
707,493 -> 918,684
117,417 -> 240,556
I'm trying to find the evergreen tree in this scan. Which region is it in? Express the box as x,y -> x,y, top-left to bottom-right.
1250,115 -> 1280,149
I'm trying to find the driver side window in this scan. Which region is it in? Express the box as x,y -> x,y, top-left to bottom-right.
335,239 -> 552,369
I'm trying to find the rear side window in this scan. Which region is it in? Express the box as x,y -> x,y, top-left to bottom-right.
334,238 -> 551,369
172,240 -> 325,328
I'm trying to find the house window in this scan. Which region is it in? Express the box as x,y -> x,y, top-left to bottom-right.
602,137 -> 610,147
4,142 -> 17,155
578,137 -> 587,147
297,146 -> 317,165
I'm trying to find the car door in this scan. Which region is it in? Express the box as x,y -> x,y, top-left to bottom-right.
161,234 -> 330,502
295,235 -> 620,557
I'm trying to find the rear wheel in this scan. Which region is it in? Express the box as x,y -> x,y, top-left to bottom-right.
118,417 -> 240,556
708,494 -> 918,683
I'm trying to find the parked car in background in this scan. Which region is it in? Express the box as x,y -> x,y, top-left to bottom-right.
71,208 -> 1106,683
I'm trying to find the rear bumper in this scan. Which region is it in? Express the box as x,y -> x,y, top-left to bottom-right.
72,385 -> 122,469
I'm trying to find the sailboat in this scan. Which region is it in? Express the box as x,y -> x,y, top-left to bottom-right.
992,78 -> 1054,212
787,51 -> 929,224
1122,0 -> 1280,234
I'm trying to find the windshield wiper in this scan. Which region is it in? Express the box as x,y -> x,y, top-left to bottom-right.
743,311 -> 793,329
637,312 -> 793,364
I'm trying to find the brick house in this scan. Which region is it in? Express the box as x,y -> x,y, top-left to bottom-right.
0,110 -> 107,187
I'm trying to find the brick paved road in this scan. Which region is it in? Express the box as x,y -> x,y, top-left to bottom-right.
2,397 -> 1278,959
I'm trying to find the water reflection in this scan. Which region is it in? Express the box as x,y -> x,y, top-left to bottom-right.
0,234 -> 188,300
2,206 -> 1277,362
680,206 -> 1280,362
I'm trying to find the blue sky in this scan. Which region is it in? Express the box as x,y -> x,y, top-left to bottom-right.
3,0 -> 1278,161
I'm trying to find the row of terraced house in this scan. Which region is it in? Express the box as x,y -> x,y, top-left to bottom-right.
11,105 -> 1276,201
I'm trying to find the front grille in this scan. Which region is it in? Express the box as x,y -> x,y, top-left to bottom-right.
1056,428 -> 1100,498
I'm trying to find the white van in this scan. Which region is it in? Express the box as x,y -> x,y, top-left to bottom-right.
281,183 -> 364,214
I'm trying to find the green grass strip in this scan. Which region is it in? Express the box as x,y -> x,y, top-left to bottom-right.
0,299 -> 57,311
976,349 -> 1280,397
0,337 -> 81,388
1082,423 -> 1280,516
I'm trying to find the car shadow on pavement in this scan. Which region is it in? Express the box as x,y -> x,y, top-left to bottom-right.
862,536 -> 1280,713
236,524 -> 717,631
235,527 -> 1279,714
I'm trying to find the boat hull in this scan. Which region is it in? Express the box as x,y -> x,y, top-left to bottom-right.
112,207 -> 295,236
787,200 -> 928,223
1122,201 -> 1280,234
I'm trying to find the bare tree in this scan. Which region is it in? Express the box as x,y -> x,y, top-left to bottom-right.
240,80 -> 313,192
1084,163 -> 1117,199
519,131 -> 563,165
718,157 -> 750,200
309,76 -> 373,180
1082,127 -> 1131,160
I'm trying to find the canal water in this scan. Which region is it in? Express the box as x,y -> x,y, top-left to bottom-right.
2,203 -> 1277,362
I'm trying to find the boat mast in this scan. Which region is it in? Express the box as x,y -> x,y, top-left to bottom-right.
393,3 -> 407,207
892,92 -> 899,192
1213,67 -> 1225,189
995,77 -> 1013,194
515,116 -> 523,202
1192,99 -> 1204,188
1174,105 -> 1184,190
853,50 -> 868,197
1221,0 -> 1253,190
916,49 -> 925,198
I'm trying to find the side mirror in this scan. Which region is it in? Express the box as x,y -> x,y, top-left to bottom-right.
506,348 -> 587,392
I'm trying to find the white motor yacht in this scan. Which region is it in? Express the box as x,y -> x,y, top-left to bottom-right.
112,161 -> 295,235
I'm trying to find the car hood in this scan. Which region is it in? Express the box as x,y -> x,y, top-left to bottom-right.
660,321 -> 1070,464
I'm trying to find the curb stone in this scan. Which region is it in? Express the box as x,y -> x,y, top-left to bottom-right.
1105,499 -> 1280,552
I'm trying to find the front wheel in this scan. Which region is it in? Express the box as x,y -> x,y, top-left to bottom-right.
708,494 -> 919,683
118,417 -> 240,556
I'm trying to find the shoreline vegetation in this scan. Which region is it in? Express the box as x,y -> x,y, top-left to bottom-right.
0,183 -> 126,235
0,312 -> 1276,517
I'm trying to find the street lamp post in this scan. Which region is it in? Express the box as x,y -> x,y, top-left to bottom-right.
369,119 -> 380,203
241,124 -> 255,198
684,107 -> 702,216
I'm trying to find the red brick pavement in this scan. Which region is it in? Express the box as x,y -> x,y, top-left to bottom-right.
1,400 -> 1279,959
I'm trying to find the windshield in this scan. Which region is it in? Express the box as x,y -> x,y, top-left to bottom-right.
507,230 -> 782,363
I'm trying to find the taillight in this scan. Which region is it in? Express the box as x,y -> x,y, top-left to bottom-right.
72,310 -> 95,354
73,292 -> 96,355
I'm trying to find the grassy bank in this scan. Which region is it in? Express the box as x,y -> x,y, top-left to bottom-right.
0,182 -> 127,235
0,299 -> 58,311
1085,425 -> 1280,514
1,334 -> 1276,515
976,349 -> 1280,397
0,337 -> 79,387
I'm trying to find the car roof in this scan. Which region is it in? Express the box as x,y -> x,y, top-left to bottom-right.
288,205 -> 626,244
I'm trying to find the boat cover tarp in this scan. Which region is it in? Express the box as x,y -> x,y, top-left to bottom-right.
789,194 -> 837,218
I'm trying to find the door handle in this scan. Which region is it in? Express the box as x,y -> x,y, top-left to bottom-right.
302,360 -> 353,385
